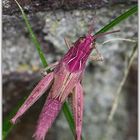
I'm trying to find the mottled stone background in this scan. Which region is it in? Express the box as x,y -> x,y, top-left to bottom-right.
3,0 -> 138,140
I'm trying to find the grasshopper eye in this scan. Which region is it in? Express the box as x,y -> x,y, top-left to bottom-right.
74,36 -> 85,46
79,37 -> 85,43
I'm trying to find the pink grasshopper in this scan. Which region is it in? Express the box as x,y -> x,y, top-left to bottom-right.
11,25 -> 119,140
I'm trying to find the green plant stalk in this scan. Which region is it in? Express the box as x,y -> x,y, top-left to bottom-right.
63,102 -> 75,135
3,96 -> 27,140
3,1 -> 138,139
14,0 -> 48,68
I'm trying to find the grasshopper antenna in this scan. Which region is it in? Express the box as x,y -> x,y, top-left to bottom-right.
88,18 -> 96,35
87,3 -> 97,35
94,30 -> 120,39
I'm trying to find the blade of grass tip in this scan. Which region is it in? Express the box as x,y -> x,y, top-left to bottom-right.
14,0 -> 48,68
96,5 -> 138,34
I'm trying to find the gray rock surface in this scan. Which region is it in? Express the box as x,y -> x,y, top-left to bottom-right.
3,4 -> 138,140
3,0 -> 138,15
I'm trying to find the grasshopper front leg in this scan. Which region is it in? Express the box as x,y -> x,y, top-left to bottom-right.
40,62 -> 59,76
90,44 -> 104,62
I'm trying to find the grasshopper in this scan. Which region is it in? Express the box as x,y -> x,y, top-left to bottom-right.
11,24 -> 119,140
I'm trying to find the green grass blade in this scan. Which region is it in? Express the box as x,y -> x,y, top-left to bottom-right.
3,118 -> 13,140
63,102 -> 75,135
96,5 -> 138,34
14,0 -> 48,67
3,96 -> 26,139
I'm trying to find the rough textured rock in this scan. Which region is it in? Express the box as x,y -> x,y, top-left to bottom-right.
3,2 -> 138,140
3,0 -> 138,15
